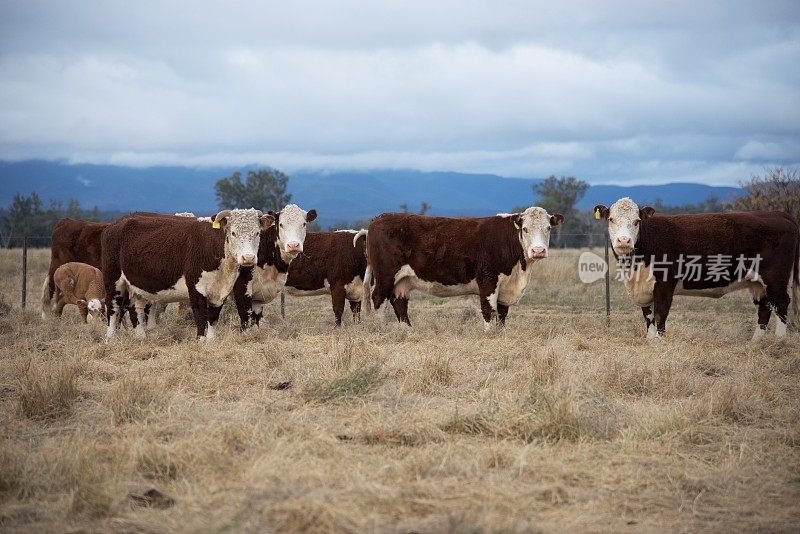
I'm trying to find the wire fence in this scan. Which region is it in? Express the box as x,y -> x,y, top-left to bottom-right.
12,232 -> 613,323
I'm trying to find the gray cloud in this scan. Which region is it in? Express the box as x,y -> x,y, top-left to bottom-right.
0,0 -> 798,184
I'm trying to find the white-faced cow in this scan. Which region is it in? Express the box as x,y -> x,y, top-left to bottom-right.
232,205 -> 318,328
280,229 -> 369,326
367,208 -> 564,329
594,197 -> 800,340
102,209 -> 274,340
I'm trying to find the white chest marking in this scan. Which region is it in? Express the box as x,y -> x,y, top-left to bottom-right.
250,264 -> 288,304
497,262 -> 533,306
622,263 -> 656,307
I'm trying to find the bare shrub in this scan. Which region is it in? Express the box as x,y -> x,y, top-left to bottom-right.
17,358 -> 81,420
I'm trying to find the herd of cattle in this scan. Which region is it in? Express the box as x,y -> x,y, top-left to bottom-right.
40,198 -> 799,341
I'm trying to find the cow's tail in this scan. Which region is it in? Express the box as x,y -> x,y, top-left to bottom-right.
792,233 -> 800,317
362,265 -> 373,314
353,229 -> 368,248
353,229 -> 372,313
40,275 -> 51,318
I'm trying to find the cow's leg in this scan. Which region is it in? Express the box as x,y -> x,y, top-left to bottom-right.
251,303 -> 264,327
206,303 -> 223,340
641,306 -> 654,332
106,294 -> 126,339
766,283 -> 790,338
478,275 -> 501,331
389,295 -> 411,325
349,300 -> 361,324
144,302 -> 162,331
496,303 -> 509,326
330,284 -> 347,326
651,281 -> 675,339
187,287 -> 209,339
133,297 -> 148,339
79,302 -> 89,323
371,267 -> 398,311
752,296 -> 771,341
232,269 -> 253,331
54,290 -> 66,317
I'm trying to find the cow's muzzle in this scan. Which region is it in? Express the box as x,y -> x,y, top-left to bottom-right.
240,254 -> 256,266
286,242 -> 302,254
530,247 -> 547,259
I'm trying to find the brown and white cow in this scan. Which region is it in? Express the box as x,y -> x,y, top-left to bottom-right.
232,204 -> 318,328
366,208 -> 564,329
102,209 -> 275,340
51,262 -> 106,323
279,229 -> 369,326
594,197 -> 800,339
42,219 -> 108,319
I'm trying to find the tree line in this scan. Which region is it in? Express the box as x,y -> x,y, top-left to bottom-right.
3,167 -> 798,249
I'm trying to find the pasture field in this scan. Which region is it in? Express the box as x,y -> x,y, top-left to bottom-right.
1,248 -> 799,532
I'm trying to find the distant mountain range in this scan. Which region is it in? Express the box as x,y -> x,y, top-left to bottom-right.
0,160 -> 743,227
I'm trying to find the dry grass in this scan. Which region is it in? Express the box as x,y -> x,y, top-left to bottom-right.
0,248 -> 799,532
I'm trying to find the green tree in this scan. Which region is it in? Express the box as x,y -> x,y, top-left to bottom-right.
730,167 -> 800,223
215,169 -> 292,211
531,175 -> 590,248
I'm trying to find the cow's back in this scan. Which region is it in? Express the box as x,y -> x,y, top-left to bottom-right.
639,211 -> 798,259
51,219 -> 109,269
287,231 -> 368,290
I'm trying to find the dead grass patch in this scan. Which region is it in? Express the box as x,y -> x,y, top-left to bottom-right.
304,363 -> 383,402
16,358 -> 82,420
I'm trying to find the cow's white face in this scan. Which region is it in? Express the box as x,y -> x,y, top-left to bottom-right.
215,208 -> 274,267
270,204 -> 318,261
87,298 -> 103,319
594,197 -> 655,255
514,207 -> 565,261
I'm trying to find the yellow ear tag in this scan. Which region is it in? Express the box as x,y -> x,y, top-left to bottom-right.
594,208 -> 601,220
212,220 -> 221,229
513,221 -> 520,230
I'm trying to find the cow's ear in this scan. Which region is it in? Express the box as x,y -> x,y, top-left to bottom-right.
593,205 -> 609,220
640,206 -> 655,219
259,214 -> 275,230
306,209 -> 318,223
550,213 -> 565,227
267,210 -> 278,224
512,214 -> 523,230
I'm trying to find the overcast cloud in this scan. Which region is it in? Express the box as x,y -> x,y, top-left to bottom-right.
0,0 -> 798,184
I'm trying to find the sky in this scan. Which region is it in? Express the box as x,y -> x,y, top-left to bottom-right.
0,0 -> 798,185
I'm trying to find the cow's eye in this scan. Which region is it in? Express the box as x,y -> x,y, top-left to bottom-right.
523,227 -> 529,233
231,231 -> 237,237
609,217 -> 615,224
280,223 -> 284,228
546,226 -> 551,231
303,222 -> 306,227
634,219 -> 640,226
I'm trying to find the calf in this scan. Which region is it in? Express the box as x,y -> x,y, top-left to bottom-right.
367,208 -> 564,329
52,262 -> 105,323
282,229 -> 369,325
102,209 -> 274,340
42,219 -> 108,318
594,197 -> 800,339
232,205 -> 318,328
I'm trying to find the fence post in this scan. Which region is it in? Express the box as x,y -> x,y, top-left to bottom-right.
21,234 -> 28,309
280,291 -> 285,319
604,232 -> 611,327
